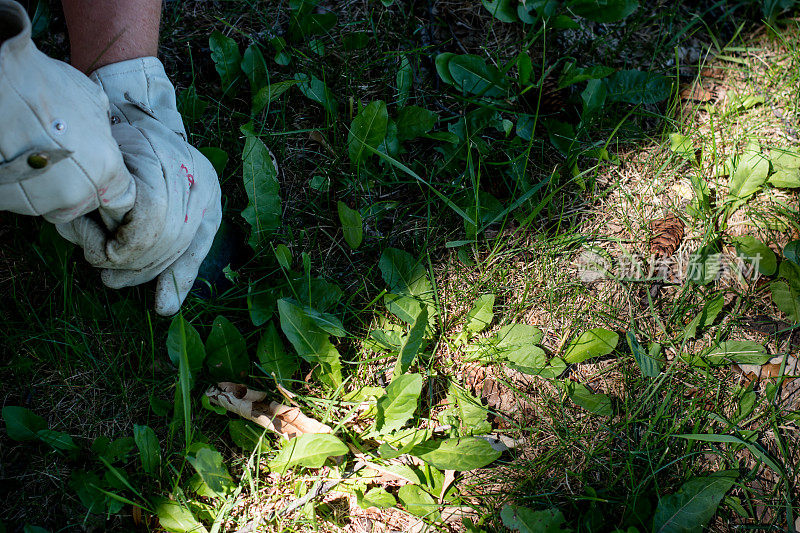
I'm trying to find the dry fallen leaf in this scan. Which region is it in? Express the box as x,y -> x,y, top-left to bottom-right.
679,82 -> 717,102
309,130 -> 337,156
439,470 -> 456,503
206,382 -> 332,439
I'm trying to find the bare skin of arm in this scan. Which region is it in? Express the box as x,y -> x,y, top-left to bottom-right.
61,0 -> 161,73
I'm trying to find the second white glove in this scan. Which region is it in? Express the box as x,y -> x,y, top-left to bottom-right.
57,57 -> 222,316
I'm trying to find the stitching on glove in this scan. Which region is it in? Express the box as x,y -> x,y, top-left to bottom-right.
16,181 -> 35,213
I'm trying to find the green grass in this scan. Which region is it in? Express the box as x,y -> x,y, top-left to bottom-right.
2,1 -> 800,532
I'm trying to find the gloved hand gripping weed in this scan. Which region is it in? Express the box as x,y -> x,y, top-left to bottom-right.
0,0 -> 221,315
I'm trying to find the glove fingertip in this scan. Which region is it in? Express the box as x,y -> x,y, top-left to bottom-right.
101,269 -> 130,289
155,271 -> 196,316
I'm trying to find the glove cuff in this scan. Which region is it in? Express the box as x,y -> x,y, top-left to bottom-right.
0,0 -> 28,49
90,57 -> 188,138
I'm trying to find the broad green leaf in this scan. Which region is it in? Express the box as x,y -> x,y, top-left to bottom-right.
465,294 -> 495,333
563,328 -> 619,363
539,357 -> 568,380
256,322 -> 298,382
728,92 -> 764,110
686,246 -> 722,286
443,383 -> 490,434
448,54 -> 508,97
732,236 -> 776,275
564,381 -> 612,416
341,31 -> 369,50
398,485 -> 439,518
198,147 -> 228,177
252,80 -> 298,114
770,281 -> 800,323
241,44 -> 268,94
296,72 -> 337,114
269,433 -> 348,473
278,298 -> 342,388
270,36 -> 291,65
348,100 -> 388,165
553,14 -> 581,28
501,505 -> 569,533
96,436 -> 136,463
435,52 -> 457,85
154,496 -> 208,533
187,447 -> 235,498
669,133 -> 695,159
683,294 -> 725,340
379,248 -> 435,309
384,293 -> 423,324
559,64 -> 616,88
544,119 -> 576,156
241,128 -> 281,249
290,12 -> 338,39
368,328 -> 403,351
397,54 -> 413,106
779,255 -> 800,291
505,344 -> 547,375
581,78 -> 607,116
209,30 -> 242,95
298,276 -> 344,312
769,167 -> 800,188
274,244 -> 292,269
23,527 -> 50,533
396,106 -> 437,142
517,51 -> 532,85
378,119 -> 400,157
769,148 -> 800,188
36,429 -> 79,451
166,316 -> 205,381
248,283 -> 277,326
302,306 -> 346,337
133,425 -> 161,475
2,406 -> 47,441
69,470 -> 107,514
653,471 -> 737,533
626,331 -> 662,377
495,323 -> 542,346
410,437 -> 501,470
567,0 -> 639,22
728,142 -> 770,200
604,69 -> 671,105
785,240 -> 800,265
205,315 -> 249,381
228,420 -> 270,453
177,85 -> 209,121
376,373 -> 423,434
482,0 -> 519,22
337,201 -> 363,249
394,307 -> 428,377
357,487 -> 396,509
699,341 -> 771,366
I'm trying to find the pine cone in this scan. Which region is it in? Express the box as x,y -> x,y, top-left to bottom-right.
521,73 -> 568,115
649,214 -> 685,258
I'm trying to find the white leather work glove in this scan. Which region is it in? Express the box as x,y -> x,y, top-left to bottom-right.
56,57 -> 222,316
0,0 -> 135,225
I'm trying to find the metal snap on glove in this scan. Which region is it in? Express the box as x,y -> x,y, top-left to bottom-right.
0,0 -> 135,225
56,57 -> 222,316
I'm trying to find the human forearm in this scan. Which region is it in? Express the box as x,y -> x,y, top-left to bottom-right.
61,0 -> 161,73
